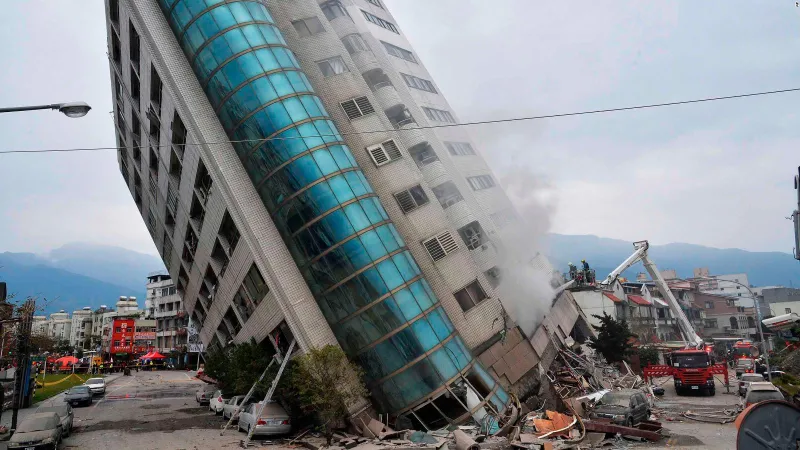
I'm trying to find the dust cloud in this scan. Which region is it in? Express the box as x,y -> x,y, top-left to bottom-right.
493,168 -> 559,337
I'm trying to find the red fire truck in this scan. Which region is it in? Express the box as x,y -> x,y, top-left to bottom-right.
732,340 -> 759,361
599,241 -> 728,396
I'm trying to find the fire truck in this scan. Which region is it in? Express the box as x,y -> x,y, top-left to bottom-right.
599,241 -> 728,396
731,340 -> 759,361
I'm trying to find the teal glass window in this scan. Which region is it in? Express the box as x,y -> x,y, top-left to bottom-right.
410,280 -> 434,311
328,174 -> 356,203
358,230 -> 385,261
224,28 -> 250,54
393,289 -> 421,321
362,198 -> 386,225
411,318 -> 439,351
375,225 -> 400,253
393,252 -> 420,282
210,6 -> 237,29
228,2 -> 252,23
341,236 -> 372,270
430,348 -> 458,379
195,13 -> 220,40
246,1 -> 272,22
427,307 -> 453,340
377,259 -> 405,291
344,203 -> 371,232
390,328 -> 424,363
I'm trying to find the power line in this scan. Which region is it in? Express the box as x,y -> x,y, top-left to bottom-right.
1,87 -> 798,155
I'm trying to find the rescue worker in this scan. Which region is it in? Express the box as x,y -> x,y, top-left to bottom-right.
581,259 -> 590,271
581,259 -> 594,284
568,263 -> 577,280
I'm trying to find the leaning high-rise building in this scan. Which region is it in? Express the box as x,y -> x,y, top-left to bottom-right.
106,0 -> 573,427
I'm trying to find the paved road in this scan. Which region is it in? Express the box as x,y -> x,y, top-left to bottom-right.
55,370 -> 268,449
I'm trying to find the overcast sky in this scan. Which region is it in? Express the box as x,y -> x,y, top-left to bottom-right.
0,0 -> 798,257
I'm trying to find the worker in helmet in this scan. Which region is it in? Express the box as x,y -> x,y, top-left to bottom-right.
568,263 -> 577,280
581,259 -> 590,271
582,259 -> 593,284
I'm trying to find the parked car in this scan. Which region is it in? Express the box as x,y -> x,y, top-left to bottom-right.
64,385 -> 93,407
85,377 -> 106,395
223,395 -> 251,422
237,402 -> 292,436
209,390 -> 228,414
739,373 -> 765,396
736,358 -> 755,378
588,389 -> 650,427
743,382 -> 784,408
7,412 -> 63,449
762,370 -> 787,381
195,386 -> 215,405
36,403 -> 74,437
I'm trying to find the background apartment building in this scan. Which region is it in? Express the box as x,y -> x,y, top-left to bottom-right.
104,0 -> 569,424
147,273 -> 187,353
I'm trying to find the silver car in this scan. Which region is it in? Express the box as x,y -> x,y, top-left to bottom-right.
85,377 -> 106,395
238,402 -> 291,436
7,412 -> 63,449
209,390 -> 228,414
222,395 -> 250,422
739,373 -> 764,396
195,386 -> 215,405
36,403 -> 74,437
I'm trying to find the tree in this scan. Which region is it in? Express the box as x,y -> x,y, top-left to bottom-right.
29,334 -> 56,354
588,313 -> 636,363
637,346 -> 660,367
290,345 -> 368,445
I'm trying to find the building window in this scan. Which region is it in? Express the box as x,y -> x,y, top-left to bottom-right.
401,73 -> 437,93
422,231 -> 459,262
432,181 -> 463,209
109,0 -> 119,24
129,21 -> 140,70
111,32 -> 121,65
292,17 -> 325,37
729,317 -> 738,329
467,175 -> 496,191
454,280 -> 488,312
786,308 -> 792,314
321,1 -> 349,20
381,41 -> 415,62
485,267 -> 502,288
340,96 -> 375,120
704,301 -> 713,309
317,56 -> 348,77
366,139 -> 402,166
342,34 -> 368,54
362,10 -> 399,33
423,107 -> 455,123
365,0 -> 383,8
150,66 -> 162,108
394,185 -> 429,213
408,142 -> 438,168
445,141 -> 475,156
385,104 -> 415,128
458,221 -> 487,250
243,264 -> 270,304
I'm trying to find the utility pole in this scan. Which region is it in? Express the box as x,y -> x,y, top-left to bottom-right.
10,299 -> 33,435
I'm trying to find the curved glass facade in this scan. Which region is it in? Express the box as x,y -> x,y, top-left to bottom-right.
157,0 -> 507,415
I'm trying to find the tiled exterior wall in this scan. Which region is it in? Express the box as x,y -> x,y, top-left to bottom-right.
109,0 -> 514,423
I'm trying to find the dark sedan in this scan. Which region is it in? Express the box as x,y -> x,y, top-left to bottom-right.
7,412 -> 62,449
64,385 -> 93,407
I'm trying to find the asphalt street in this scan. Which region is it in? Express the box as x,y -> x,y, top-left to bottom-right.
0,371 -> 279,449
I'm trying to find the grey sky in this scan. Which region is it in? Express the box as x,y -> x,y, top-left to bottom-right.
0,0 -> 798,256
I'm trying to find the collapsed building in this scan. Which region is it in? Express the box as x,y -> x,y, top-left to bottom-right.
105,0 -> 594,429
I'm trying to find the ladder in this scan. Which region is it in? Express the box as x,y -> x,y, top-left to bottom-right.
221,354 -> 279,435
241,339 -> 296,448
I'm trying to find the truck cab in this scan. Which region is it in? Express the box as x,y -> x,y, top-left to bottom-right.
671,349 -> 716,395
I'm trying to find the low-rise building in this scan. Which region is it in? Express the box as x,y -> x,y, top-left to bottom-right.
151,276 -> 186,354
48,311 -> 71,343
69,307 -> 93,349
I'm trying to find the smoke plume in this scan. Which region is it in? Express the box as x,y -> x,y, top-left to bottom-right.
493,168 -> 559,337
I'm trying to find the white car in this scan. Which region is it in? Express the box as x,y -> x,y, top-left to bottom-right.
238,402 -> 291,436
222,395 -> 250,422
209,390 -> 227,415
85,377 -> 106,395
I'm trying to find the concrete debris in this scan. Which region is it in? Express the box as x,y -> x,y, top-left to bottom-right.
453,429 -> 480,450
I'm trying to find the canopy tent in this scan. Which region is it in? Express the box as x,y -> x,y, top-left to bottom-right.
139,351 -> 155,360
148,352 -> 166,359
55,356 -> 79,366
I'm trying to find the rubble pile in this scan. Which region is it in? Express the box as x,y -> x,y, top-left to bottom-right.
780,349 -> 800,376
293,348 -> 666,450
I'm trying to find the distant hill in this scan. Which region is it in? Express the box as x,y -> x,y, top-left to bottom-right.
0,243 -> 164,315
545,234 -> 800,287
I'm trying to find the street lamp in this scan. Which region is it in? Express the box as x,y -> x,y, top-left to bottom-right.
696,276 -> 772,382
0,101 -> 92,118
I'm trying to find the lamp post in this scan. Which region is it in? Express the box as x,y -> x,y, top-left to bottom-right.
0,102 -> 91,118
697,277 -> 771,382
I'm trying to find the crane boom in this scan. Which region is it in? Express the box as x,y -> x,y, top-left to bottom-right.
601,240 -> 703,349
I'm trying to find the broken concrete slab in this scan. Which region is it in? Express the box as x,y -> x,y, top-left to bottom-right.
454,429 -> 480,450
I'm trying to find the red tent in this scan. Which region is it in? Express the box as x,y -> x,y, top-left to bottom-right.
55,356 -> 79,367
148,352 -> 166,359
139,351 -> 154,360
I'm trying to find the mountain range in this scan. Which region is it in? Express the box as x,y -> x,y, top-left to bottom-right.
0,243 -> 163,315
0,236 -> 797,316
545,234 -> 800,287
